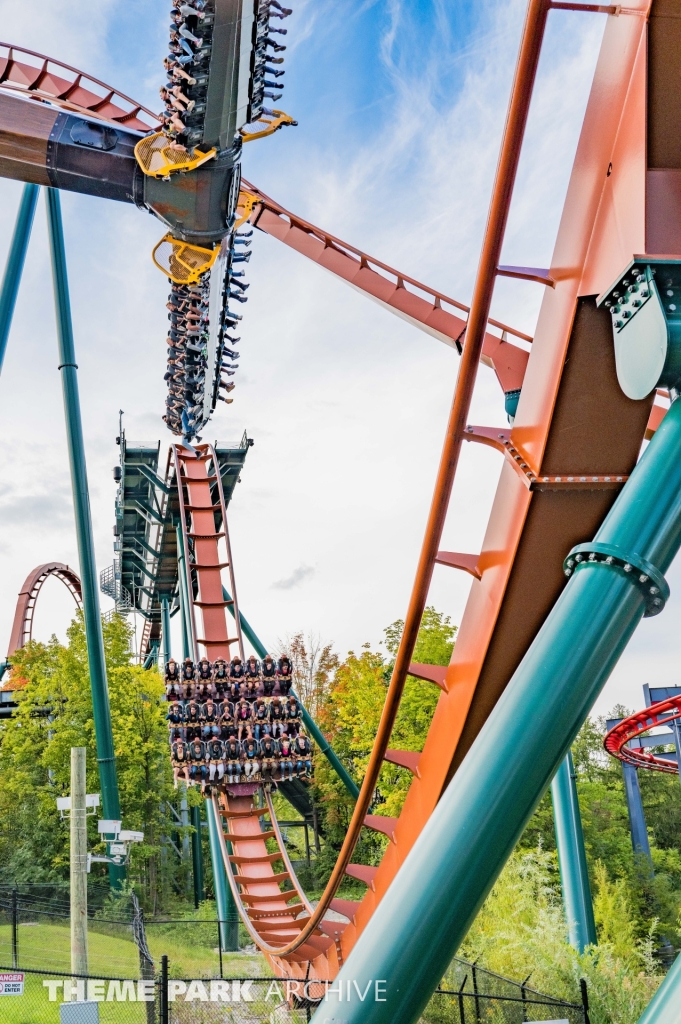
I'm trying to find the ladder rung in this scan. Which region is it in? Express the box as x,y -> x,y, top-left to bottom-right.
188,531 -> 225,540
186,503 -> 222,512
233,871 -> 290,885
223,830 -> 277,842
191,561 -> 230,570
230,852 -> 283,865
195,637 -> 240,646
194,600 -> 234,608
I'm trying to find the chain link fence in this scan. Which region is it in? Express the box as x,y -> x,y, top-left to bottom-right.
0,961 -> 589,1024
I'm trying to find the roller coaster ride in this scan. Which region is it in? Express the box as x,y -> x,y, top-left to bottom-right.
2,1 -> 681,1022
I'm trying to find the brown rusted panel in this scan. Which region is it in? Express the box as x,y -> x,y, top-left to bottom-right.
647,0 -> 681,171
0,92 -> 55,184
447,297 -> 652,777
646,169 -> 681,254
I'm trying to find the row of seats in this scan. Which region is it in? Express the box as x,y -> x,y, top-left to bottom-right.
164,654 -> 294,698
172,732 -> 312,786
166,694 -> 303,740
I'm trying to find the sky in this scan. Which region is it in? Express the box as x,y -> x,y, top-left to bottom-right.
0,0 -> 673,723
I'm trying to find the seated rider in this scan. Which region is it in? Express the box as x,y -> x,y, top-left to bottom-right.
234,696 -> 252,739
212,658 -> 229,698
230,656 -> 245,684
184,698 -> 202,741
261,654 -> 276,696
293,729 -> 312,778
244,655 -> 260,683
188,737 -> 208,788
278,735 -> 294,781
292,733 -> 313,778
165,658 -> 182,700
182,657 -> 195,698
195,657 -> 213,700
218,700 -> 236,740
166,700 -> 185,742
242,734 -> 260,779
207,737 -> 225,782
260,734 -> 279,784
171,738 -> 191,785
269,696 -> 285,738
252,697 -> 268,740
224,737 -> 242,784
243,676 -> 258,703
200,697 -> 221,739
284,695 -> 302,736
277,654 -> 293,696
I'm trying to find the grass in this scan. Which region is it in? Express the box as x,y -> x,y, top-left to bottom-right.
0,920 -> 271,980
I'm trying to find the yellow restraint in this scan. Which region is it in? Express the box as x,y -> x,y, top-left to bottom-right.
240,109 -> 297,143
152,235 -> 219,284
134,132 -> 216,179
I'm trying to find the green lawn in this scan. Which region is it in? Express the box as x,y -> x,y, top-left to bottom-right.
0,921 -> 271,981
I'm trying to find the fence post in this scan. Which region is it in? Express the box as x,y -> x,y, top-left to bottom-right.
458,975 -> 467,1024
217,919 -> 223,978
471,961 -> 481,1023
520,974 -> 531,1022
160,955 -> 169,1024
11,888 -> 17,969
580,978 -> 590,1024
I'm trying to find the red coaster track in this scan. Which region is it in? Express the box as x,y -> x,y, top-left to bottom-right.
604,697 -> 681,774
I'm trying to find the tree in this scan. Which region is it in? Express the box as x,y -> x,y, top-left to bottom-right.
279,632 -> 339,718
312,607 -> 456,885
0,613 -> 178,912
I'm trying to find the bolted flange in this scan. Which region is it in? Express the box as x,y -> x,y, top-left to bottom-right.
597,258 -> 681,399
563,542 -> 669,617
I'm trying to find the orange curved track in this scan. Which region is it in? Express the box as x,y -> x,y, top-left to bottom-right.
167,0 -> 680,984
6,562 -> 82,659
0,42 -> 159,132
604,697 -> 681,774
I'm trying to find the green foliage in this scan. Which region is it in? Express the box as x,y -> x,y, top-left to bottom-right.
518,713 -> 681,948
0,614 -> 181,912
312,608 -> 455,886
459,847 -> 662,1024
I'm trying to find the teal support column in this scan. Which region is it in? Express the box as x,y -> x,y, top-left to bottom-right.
143,643 -> 159,670
0,183 -> 39,376
223,587 -> 360,800
191,804 -> 204,908
205,798 -> 239,951
177,525 -> 193,659
45,188 -> 123,886
637,951 -> 681,1024
310,398 -> 681,1024
161,598 -> 172,668
551,750 -> 596,952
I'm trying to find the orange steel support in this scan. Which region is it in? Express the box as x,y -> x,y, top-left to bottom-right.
243,177 -> 531,396
7,562 -> 82,657
172,443 -> 244,662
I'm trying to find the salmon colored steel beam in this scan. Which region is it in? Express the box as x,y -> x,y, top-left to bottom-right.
6,562 -> 82,657
243,178 -> 531,395
0,42 -> 159,131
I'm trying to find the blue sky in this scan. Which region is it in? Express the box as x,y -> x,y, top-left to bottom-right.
0,0 -> 667,722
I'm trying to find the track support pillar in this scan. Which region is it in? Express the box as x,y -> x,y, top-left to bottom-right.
0,183 -> 39,377
205,797 -> 239,951
45,187 -> 123,887
191,803 -> 204,908
551,750 -> 596,952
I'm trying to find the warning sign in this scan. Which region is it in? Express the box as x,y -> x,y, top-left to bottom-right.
0,972 -> 24,995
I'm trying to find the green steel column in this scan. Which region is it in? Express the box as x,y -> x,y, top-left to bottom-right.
637,951 -> 681,1024
161,598 -> 172,668
45,189 -> 123,887
191,804 -> 204,908
311,397 -> 681,1024
551,750 -> 596,952
205,797 -> 239,951
0,183 -> 39,376
223,586 -> 360,800
176,524 -> 193,659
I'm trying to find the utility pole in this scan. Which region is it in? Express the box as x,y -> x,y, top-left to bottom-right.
70,747 -> 88,977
